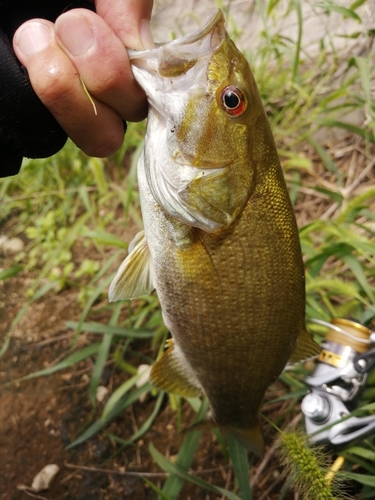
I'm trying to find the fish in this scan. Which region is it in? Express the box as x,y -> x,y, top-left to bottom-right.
109,9 -> 320,456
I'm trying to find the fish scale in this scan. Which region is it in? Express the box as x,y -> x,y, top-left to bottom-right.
109,9 -> 319,455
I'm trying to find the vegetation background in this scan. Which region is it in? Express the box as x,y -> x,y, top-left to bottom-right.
1,0 -> 375,498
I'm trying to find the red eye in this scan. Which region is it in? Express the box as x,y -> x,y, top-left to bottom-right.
220,86 -> 246,116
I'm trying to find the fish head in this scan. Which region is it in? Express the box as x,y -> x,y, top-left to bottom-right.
129,10 -> 267,231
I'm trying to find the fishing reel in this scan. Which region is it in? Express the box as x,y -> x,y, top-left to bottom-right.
302,318 -> 375,448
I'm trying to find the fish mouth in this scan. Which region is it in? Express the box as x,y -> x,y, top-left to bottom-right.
154,9 -> 225,48
128,9 -> 226,72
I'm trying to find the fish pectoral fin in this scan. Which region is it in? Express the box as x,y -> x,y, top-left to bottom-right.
108,231 -> 154,301
288,328 -> 320,364
227,421 -> 265,457
179,166 -> 250,228
150,340 -> 201,398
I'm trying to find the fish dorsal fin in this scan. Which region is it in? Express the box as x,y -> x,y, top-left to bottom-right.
150,339 -> 201,398
288,328 -> 320,364
108,231 -> 154,301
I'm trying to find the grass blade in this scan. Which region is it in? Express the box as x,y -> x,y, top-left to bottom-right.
150,442 -> 242,500
102,372 -> 142,421
66,382 -> 152,449
292,0 -> 302,82
107,391 -> 165,447
65,321 -> 155,339
319,2 -> 362,21
10,343 -> 101,383
341,472 -> 375,487
0,265 -> 23,280
344,447 -> 375,462
160,398 -> 209,499
227,434 -> 252,499
89,303 -> 122,405
89,332 -> 114,406
142,478 -> 172,500
83,229 -> 128,248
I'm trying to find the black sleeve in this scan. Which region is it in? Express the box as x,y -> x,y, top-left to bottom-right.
0,1 -> 96,177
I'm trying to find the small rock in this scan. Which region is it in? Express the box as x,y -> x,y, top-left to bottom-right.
31,464 -> 60,492
96,385 -> 109,403
0,235 -> 24,255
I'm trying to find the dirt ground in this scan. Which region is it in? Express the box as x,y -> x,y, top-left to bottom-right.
0,274 -> 147,500
0,266 -> 253,500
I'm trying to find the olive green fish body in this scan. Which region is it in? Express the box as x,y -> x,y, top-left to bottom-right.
138,129 -> 304,429
109,10 -> 319,455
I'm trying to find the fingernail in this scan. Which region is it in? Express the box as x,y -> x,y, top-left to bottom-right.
56,13 -> 94,56
14,22 -> 51,56
140,20 -> 155,50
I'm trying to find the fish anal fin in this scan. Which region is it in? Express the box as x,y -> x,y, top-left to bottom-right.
227,421 -> 265,457
150,340 -> 201,398
289,328 -> 320,364
108,231 -> 154,302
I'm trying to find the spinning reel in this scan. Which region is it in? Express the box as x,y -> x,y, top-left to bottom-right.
302,318 -> 375,447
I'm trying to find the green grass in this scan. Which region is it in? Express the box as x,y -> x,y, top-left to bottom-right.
1,1 -> 375,498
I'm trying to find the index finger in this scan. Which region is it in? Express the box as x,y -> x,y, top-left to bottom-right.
95,0 -> 154,50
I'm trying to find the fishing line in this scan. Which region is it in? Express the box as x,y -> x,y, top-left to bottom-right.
308,318 -> 375,345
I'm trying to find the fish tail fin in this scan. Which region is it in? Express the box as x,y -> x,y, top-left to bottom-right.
226,421 -> 265,457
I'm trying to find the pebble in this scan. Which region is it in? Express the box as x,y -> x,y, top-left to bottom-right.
96,385 -> 109,403
31,464 -> 60,492
0,235 -> 24,255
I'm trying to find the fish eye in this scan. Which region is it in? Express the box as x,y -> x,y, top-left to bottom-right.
220,86 -> 246,117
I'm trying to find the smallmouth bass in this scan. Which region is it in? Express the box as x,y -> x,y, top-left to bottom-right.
109,9 -> 319,456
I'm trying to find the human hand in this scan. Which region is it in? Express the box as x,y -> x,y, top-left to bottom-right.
12,0 -> 154,159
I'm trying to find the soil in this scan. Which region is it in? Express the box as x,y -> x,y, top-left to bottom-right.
0,261 -> 259,500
